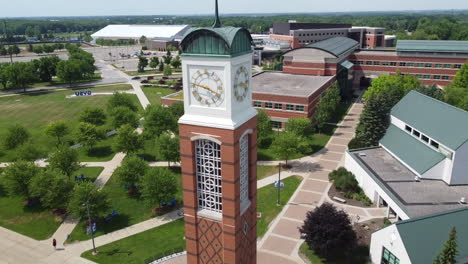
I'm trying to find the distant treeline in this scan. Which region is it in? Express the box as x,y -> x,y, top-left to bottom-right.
1,12 -> 468,41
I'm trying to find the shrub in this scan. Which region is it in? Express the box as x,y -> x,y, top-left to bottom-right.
329,167 -> 360,193
3,124 -> 30,150
348,137 -> 368,150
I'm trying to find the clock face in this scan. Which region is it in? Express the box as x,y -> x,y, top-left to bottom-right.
190,69 -> 224,107
234,66 -> 249,102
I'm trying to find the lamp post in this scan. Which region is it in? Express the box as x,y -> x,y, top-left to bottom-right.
277,163 -> 281,205
84,199 -> 98,255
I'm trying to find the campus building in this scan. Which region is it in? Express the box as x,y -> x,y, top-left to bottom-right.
370,208 -> 468,264
345,91 -> 468,221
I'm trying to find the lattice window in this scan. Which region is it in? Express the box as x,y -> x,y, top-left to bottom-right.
196,139 -> 222,213
239,134 -> 249,207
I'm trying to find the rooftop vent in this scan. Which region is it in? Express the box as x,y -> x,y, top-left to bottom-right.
460,197 -> 466,204
414,176 -> 420,182
359,153 -> 367,157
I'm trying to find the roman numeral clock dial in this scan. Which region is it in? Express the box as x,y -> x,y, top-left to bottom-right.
191,70 -> 224,107
234,65 -> 249,102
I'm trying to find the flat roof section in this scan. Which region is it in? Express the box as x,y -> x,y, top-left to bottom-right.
350,147 -> 468,218
252,72 -> 334,98
397,40 -> 468,54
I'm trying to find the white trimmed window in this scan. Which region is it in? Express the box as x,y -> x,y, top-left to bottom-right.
196,139 -> 222,214
239,134 -> 250,212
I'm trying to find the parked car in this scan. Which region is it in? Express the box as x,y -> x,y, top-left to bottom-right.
131,76 -> 141,80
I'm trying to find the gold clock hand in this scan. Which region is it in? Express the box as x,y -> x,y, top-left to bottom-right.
193,84 -> 221,98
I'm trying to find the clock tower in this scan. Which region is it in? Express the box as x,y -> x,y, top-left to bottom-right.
178,1 -> 257,263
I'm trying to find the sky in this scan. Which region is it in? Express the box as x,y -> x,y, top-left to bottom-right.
1,0 -> 468,17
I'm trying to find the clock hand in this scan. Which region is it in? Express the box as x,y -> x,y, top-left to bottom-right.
193,84 -> 221,97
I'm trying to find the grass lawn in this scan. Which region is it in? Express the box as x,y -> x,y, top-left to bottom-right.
141,86 -> 177,105
81,218 -> 185,264
29,73 -> 102,88
258,102 -> 352,161
68,167 -> 182,242
257,176 -> 303,238
299,242 -> 371,264
125,69 -> 182,76
0,167 -> 103,240
257,165 -> 279,180
0,84 -> 140,162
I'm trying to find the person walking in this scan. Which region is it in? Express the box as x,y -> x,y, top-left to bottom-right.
52,238 -> 57,250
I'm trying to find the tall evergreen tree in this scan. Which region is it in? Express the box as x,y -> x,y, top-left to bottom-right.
434,227 -> 458,264
355,94 -> 390,147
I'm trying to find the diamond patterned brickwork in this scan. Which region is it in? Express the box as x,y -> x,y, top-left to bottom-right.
197,218 -> 223,264
238,206 -> 257,264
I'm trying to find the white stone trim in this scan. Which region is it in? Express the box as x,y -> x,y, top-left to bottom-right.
190,135 -> 222,145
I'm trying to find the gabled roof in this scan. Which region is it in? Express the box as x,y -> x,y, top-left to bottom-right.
396,40 -> 468,54
380,124 -> 445,175
306,37 -> 359,58
396,207 -> 468,264
391,91 -> 468,150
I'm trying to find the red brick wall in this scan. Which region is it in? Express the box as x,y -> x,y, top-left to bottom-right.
283,61 -> 337,76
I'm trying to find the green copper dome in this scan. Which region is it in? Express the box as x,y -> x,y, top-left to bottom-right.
181,27 -> 254,57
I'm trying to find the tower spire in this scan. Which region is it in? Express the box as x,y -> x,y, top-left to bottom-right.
213,0 -> 222,28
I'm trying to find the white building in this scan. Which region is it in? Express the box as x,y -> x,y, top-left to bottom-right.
91,24 -> 191,43
345,91 -> 468,220
370,207 -> 468,264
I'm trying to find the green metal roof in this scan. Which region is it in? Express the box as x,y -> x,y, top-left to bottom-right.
180,27 -> 253,57
396,40 -> 468,53
396,207 -> 468,264
380,124 -> 445,174
391,91 -> 468,150
340,60 -> 354,69
306,37 -> 359,58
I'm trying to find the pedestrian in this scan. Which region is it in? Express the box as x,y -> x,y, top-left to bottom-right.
52,238 -> 57,250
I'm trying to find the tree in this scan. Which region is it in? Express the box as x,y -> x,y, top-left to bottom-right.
355,93 -> 391,147
30,169 -> 74,209
167,102 -> 184,121
67,182 -> 110,219
33,56 -> 61,82
163,64 -> 172,76
79,107 -> 107,126
33,45 -> 44,54
156,134 -> 180,166
149,57 -> 159,70
314,83 -> 341,133
56,59 -> 82,87
286,118 -> 314,138
45,121 -> 69,146
3,124 -> 30,150
0,63 -> 9,89
299,203 -> 357,258
139,35 -> 147,45
2,161 -> 39,200
445,63 -> 468,111
76,122 -> 103,150
271,132 -> 308,166
114,124 -> 143,154
114,154 -> 149,189
15,140 -> 43,161
5,62 -> 37,92
434,227 -> 458,264
140,168 -> 178,209
143,104 -> 175,138
452,63 -> 468,89
414,84 -> 445,101
47,147 -> 81,179
137,56 -> 148,72
158,63 -> 164,72
363,74 -> 419,102
109,106 -> 139,129
257,109 -> 273,147
163,50 -> 172,64
107,92 -> 138,112
170,56 -> 181,69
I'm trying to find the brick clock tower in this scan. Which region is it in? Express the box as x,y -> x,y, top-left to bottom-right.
178,1 -> 257,263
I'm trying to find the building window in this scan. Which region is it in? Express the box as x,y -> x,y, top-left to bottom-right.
254,101 -> 262,107
413,130 -> 421,137
425,63 -> 432,68
421,135 -> 429,143
271,121 -> 282,129
443,64 -> 452,69
366,61 -> 372,65
442,76 -> 450,80
416,63 -> 425,68
265,102 -> 273,108
295,105 -> 305,112
454,64 -> 462,69
373,61 -> 380,65
416,74 -> 423,78
433,75 -> 441,80
423,74 -> 431,79
382,61 -> 389,66
407,62 -> 414,67
431,140 -> 440,149
286,104 -> 294,111
435,64 -> 442,68
274,103 -> 283,109
399,62 -> 406,67
381,247 -> 400,264
357,61 -> 363,65
239,134 -> 249,210
405,125 -> 412,133
196,139 -> 222,213
390,62 -> 397,66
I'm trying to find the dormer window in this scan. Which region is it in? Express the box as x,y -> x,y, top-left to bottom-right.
405,125 -> 412,133
431,140 -> 440,149
412,130 -> 420,137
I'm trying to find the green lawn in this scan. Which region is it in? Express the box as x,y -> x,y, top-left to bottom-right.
125,69 -> 182,76
257,165 -> 279,180
0,84 -> 140,162
141,87 -> 177,105
68,167 -> 182,242
29,73 -> 102,88
0,167 -> 103,240
81,219 -> 186,264
299,242 -> 370,264
258,102 -> 352,161
257,176 -> 303,238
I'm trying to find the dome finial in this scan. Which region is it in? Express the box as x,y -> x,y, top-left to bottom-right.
213,0 -> 222,28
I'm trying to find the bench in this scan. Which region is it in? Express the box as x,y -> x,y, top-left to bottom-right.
333,196 -> 346,203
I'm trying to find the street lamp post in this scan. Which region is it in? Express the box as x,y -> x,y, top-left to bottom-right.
84,200 -> 98,255
277,163 -> 281,205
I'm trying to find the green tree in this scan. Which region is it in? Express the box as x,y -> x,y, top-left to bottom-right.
76,122 -> 103,150
15,141 -> 43,161
271,132 -> 307,166
5,62 -> 37,92
149,57 -> 159,70
139,35 -> 147,45
67,181 -> 110,219
158,62 -> 164,72
2,161 -> 39,200
33,45 -> 44,54
286,118 -> 314,138
163,50 -> 172,64
156,134 -> 180,167
170,56 -> 181,69
143,104 -> 175,138
114,154 -> 149,189
445,63 -> 468,111
79,107 -> 107,126
257,109 -> 273,147
106,92 -> 138,112
47,147 -> 81,179
434,227 -> 458,264
355,94 -> 390,147
109,106 -> 139,129
163,64 -> 172,76
56,59 -> 82,87
45,121 -> 69,146
0,63 -> 9,89
314,96 -> 331,133
167,102 -> 184,120
33,56 -> 61,82
140,168 -> 178,209
137,56 -> 148,73
3,124 -> 30,150
363,74 -> 419,102
114,124 -> 143,154
30,169 -> 74,209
